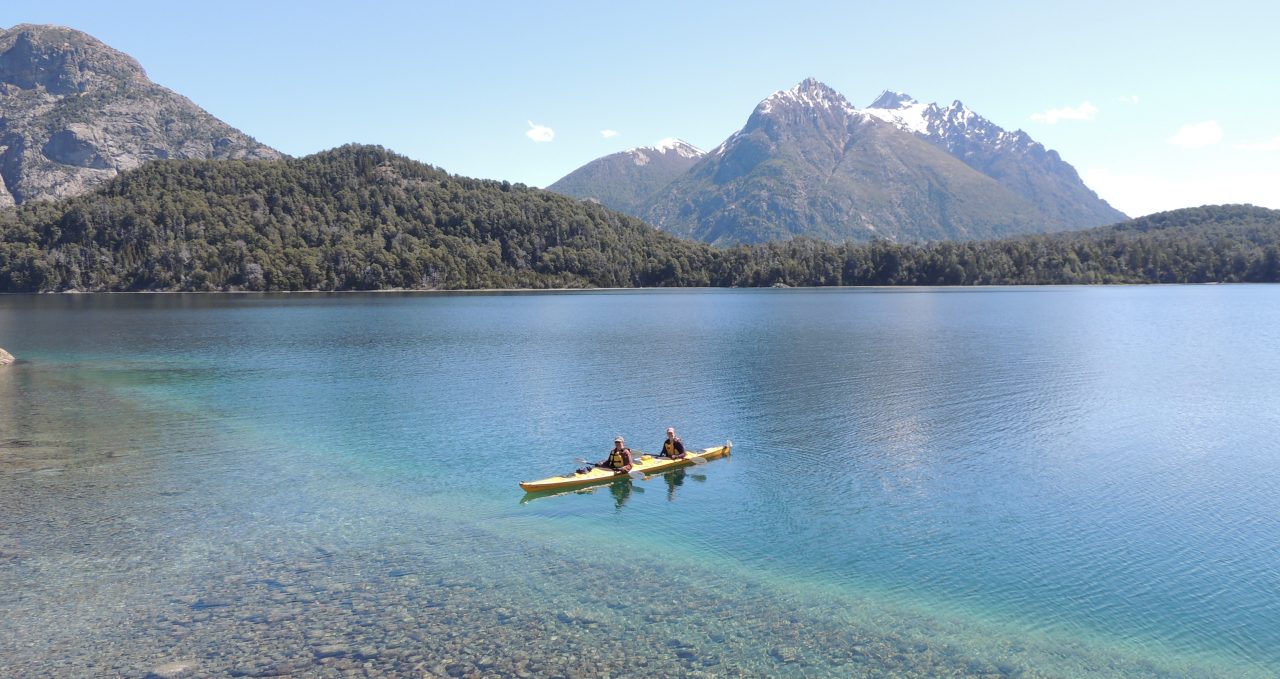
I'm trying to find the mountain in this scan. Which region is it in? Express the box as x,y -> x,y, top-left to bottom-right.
0,24 -> 280,207
0,145 -> 719,292
642,78 -> 1052,244
552,79 -> 1126,245
547,138 -> 703,215
861,90 -> 1127,228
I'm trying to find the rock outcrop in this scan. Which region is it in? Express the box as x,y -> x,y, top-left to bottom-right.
0,24 -> 281,205
0,347 -> 14,365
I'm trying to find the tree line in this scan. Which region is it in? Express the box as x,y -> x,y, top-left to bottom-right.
1,145 -> 1277,292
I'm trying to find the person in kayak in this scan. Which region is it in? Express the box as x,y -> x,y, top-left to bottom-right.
659,427 -> 687,459
599,436 -> 634,473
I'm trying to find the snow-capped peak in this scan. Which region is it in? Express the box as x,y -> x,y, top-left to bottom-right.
758,77 -> 856,115
622,138 -> 705,166
652,137 -> 704,158
860,93 -> 933,135
858,93 -> 1007,142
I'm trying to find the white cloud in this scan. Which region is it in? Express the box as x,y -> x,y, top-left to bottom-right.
1029,101 -> 1099,124
1118,95 -> 1140,104
526,121 -> 554,143
1167,121 -> 1222,149
1234,135 -> 1280,151
1084,167 -> 1280,217
600,129 -> 619,139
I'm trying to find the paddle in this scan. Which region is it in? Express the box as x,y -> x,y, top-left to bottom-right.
635,448 -> 708,464
574,457 -> 645,480
644,451 -> 707,464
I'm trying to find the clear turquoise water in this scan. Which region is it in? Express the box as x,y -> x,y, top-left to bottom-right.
2,287 -> 1278,677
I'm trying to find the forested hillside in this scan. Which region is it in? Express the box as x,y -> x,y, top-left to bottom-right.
718,205 -> 1280,286
0,145 -> 717,291
0,145 -> 1276,292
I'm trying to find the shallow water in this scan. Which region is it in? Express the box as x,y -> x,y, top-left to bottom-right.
1,287 -> 1278,677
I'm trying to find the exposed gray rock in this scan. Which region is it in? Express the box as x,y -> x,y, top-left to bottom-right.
0,24 -> 281,205
0,347 -> 13,365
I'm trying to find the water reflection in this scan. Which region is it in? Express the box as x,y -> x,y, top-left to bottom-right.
608,478 -> 639,510
661,468 -> 708,501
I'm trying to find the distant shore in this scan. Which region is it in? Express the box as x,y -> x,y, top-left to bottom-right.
0,281 -> 1249,296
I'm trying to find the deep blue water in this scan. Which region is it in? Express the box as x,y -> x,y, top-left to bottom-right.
2,287 -> 1278,677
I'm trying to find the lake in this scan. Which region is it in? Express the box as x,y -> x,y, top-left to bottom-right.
2,287 -> 1278,677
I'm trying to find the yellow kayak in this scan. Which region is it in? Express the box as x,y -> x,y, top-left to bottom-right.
519,443 -> 731,493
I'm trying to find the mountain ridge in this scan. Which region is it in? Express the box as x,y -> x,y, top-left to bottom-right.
860,89 -> 1127,228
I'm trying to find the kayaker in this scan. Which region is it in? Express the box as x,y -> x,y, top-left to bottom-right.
599,436 -> 634,473
659,427 -> 687,459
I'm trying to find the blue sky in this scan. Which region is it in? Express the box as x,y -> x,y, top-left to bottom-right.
7,1 -> 1279,217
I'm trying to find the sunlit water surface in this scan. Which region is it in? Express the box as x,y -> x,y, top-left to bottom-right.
1,287 -> 1278,677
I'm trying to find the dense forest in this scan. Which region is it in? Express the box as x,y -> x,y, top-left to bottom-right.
0,145 -> 1277,291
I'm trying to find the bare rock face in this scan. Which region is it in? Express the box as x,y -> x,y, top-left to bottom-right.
0,347 -> 14,366
0,24 -> 281,205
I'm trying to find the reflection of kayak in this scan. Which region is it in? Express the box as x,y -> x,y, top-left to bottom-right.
518,478 -> 647,506
518,443 -> 731,493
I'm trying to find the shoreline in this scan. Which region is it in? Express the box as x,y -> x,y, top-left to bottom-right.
0,281 -> 1251,296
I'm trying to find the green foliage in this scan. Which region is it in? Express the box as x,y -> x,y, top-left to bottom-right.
704,205 -> 1280,287
0,145 -> 715,291
1,146 -> 1277,292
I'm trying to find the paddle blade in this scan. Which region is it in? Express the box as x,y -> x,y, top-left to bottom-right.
628,469 -> 646,480
689,455 -> 708,464
574,457 -> 590,465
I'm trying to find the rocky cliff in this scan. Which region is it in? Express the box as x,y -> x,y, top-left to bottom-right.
0,24 -> 280,206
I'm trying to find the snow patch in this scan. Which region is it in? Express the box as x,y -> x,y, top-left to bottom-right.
653,137 -> 705,158
626,138 -> 705,159
861,100 -> 932,135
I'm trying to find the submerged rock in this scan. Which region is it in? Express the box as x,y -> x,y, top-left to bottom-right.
0,347 -> 13,365
144,660 -> 197,678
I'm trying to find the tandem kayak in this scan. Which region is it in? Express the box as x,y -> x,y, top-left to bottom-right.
519,442 -> 731,493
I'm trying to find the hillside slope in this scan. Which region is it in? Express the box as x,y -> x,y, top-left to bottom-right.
547,138 -> 703,216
